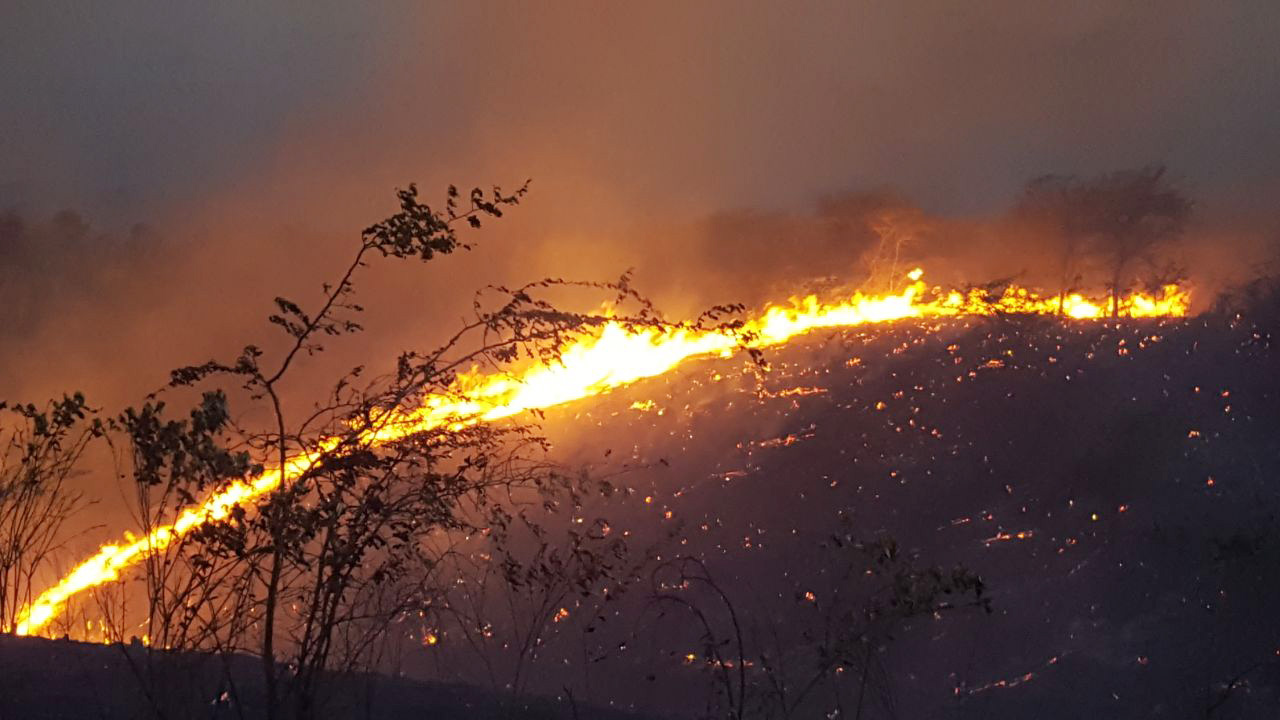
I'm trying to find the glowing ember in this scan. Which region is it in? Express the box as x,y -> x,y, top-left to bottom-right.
13,269 -> 1189,636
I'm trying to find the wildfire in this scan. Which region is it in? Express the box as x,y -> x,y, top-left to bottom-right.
12,270 -> 1189,636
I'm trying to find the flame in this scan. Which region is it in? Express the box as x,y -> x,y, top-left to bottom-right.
12,270 -> 1188,636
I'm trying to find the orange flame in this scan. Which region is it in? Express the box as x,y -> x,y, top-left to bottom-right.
13,270 -> 1189,636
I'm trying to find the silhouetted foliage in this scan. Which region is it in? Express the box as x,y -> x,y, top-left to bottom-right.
646,530 -> 989,720
95,182 -> 745,720
0,393 -> 99,633
1015,166 -> 1192,316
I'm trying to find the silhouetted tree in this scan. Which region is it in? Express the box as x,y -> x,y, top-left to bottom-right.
107,181 -> 747,720
1084,166 -> 1191,317
1013,166 -> 1192,315
1014,175 -> 1091,315
1015,166 -> 1191,317
0,393 -> 98,633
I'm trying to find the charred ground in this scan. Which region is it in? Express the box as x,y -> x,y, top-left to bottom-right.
490,310 -> 1280,718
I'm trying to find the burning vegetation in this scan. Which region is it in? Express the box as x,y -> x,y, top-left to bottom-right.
11,267 -> 1189,639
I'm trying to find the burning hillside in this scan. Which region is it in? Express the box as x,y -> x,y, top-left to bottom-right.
12,270 -> 1190,637
460,310 -> 1280,718
5,257 -> 1280,718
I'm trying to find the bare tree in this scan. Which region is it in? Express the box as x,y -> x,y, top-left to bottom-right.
1019,166 -> 1191,317
866,207 -> 928,293
0,393 -> 98,633
1084,166 -> 1192,317
1014,166 -> 1192,317
1013,174 -> 1090,315
104,181 -> 747,720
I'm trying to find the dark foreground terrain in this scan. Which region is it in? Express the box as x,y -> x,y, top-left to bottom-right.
0,633 -> 651,720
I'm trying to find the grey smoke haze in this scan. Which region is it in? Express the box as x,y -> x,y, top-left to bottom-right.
3,1 -> 1280,406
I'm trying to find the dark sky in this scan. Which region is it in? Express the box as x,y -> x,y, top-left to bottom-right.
3,1 -> 1280,404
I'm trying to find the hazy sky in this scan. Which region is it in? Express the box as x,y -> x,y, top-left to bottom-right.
5,2 -> 1279,217
3,1 -> 1279,403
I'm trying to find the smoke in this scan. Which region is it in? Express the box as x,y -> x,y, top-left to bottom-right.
3,1 -> 1279,405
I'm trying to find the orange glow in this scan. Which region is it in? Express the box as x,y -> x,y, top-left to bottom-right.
13,269 -> 1189,637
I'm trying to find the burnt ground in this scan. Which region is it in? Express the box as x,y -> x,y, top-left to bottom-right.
483,313 -> 1280,718
6,314 -> 1280,718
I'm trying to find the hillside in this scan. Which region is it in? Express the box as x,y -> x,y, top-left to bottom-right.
501,313 -> 1280,718
6,313 -> 1279,719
